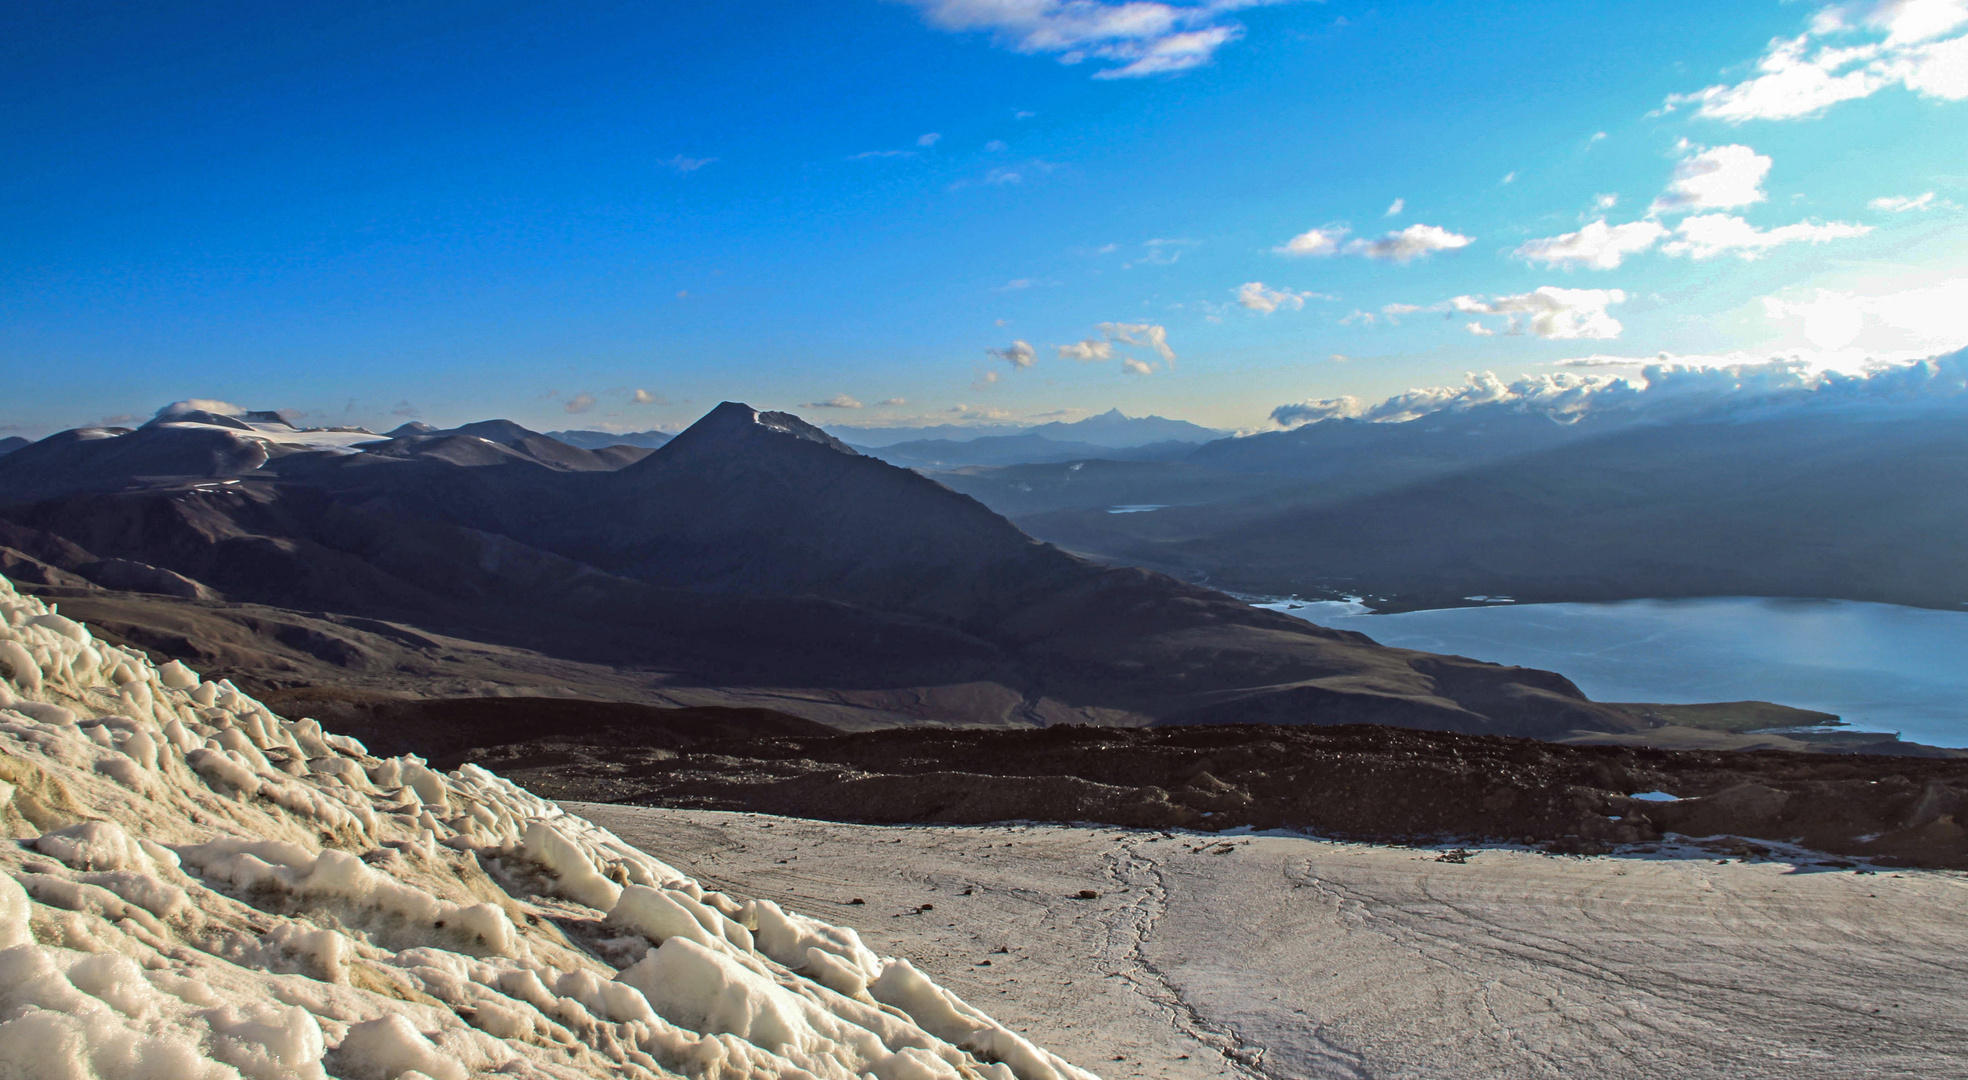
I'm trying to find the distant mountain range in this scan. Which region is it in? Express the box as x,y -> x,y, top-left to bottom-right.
934,348 -> 1968,612
826,408 -> 1228,449
0,401 -> 1648,740
545,428 -> 674,450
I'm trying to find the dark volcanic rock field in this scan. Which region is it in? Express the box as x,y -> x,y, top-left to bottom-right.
270,692 -> 1968,871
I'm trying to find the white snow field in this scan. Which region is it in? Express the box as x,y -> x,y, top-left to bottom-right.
578,807 -> 1968,1080
0,570 -> 1100,1080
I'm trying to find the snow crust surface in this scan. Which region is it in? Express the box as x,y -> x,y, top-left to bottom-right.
0,571 -> 1099,1080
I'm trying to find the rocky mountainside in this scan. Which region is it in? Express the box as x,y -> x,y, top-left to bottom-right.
0,401 -> 1658,738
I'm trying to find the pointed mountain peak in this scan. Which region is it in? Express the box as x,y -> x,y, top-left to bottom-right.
663,402 -> 858,457
1098,407 -> 1129,420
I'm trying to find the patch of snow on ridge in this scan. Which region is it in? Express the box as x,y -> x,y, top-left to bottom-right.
0,570 -> 1099,1080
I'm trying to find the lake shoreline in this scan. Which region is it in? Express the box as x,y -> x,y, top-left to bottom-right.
1254,594 -> 1968,749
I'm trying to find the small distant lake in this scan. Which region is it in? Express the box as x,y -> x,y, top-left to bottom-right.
1253,596 -> 1968,748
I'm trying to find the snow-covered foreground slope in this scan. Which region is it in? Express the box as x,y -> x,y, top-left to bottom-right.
578,807 -> 1968,1080
0,570 -> 1100,1080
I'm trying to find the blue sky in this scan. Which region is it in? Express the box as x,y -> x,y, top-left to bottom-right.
4,0 -> 1965,437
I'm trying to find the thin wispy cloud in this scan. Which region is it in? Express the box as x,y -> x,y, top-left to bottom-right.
663,154 -> 717,173
1871,191 -> 1958,211
897,0 -> 1297,79
1661,2 -> 1968,122
1451,287 -> 1628,340
1661,215 -> 1871,260
1236,281 -> 1316,312
564,392 -> 597,414
1514,220 -> 1668,270
803,394 -> 865,409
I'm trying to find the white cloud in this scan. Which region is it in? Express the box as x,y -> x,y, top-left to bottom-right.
1381,303 -> 1425,316
897,0 -> 1288,78
804,394 -> 864,409
564,392 -> 597,414
1057,338 -> 1115,361
1660,214 -> 1872,259
1651,143 -> 1771,214
879,397 -> 908,406
851,149 -> 918,159
1452,287 -> 1628,340
985,139 -> 1009,151
1099,321 -> 1177,361
664,155 -> 717,173
1275,225 -> 1347,256
1122,357 -> 1156,375
1270,349 -> 1968,428
1501,171 -> 1517,184
1870,191 -> 1958,211
1594,193 -> 1620,211
1464,321 -> 1495,336
1662,4 -> 1968,122
1762,277 -> 1968,354
1236,281 -> 1313,312
1385,197 -> 1404,217
631,389 -> 659,405
156,399 -> 244,419
987,340 -> 1037,367
1344,223 -> 1475,262
1513,219 -> 1668,270
918,132 -> 942,146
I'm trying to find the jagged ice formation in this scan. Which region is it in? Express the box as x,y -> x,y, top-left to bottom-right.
0,570 -> 1098,1080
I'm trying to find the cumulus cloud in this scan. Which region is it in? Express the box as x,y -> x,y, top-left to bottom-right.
1058,338 -> 1115,361
1762,277 -> 1968,353
879,397 -> 908,406
564,393 -> 597,414
1099,321 -> 1176,361
1661,3 -> 1968,122
1660,214 -> 1872,259
1236,281 -> 1313,312
987,340 -> 1037,367
1465,321 -> 1495,336
1451,287 -> 1628,340
1870,191 -> 1957,211
1122,357 -> 1156,375
1594,193 -> 1620,211
898,0 -> 1291,79
1268,349 -> 1968,428
631,389 -> 659,405
804,394 -> 865,409
1345,223 -> 1475,262
156,399 -> 245,419
1274,225 -> 1348,256
1513,219 -> 1669,270
1650,143 -> 1771,214
1385,197 -> 1404,216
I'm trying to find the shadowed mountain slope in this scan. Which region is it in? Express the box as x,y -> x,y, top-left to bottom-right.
0,401 -> 1657,738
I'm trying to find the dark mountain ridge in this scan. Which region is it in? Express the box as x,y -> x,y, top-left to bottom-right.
0,400 -> 1648,739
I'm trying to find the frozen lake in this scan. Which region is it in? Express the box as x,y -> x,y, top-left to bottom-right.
1256,596 -> 1968,748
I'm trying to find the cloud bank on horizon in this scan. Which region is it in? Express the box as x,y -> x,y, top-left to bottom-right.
1268,345 -> 1968,428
